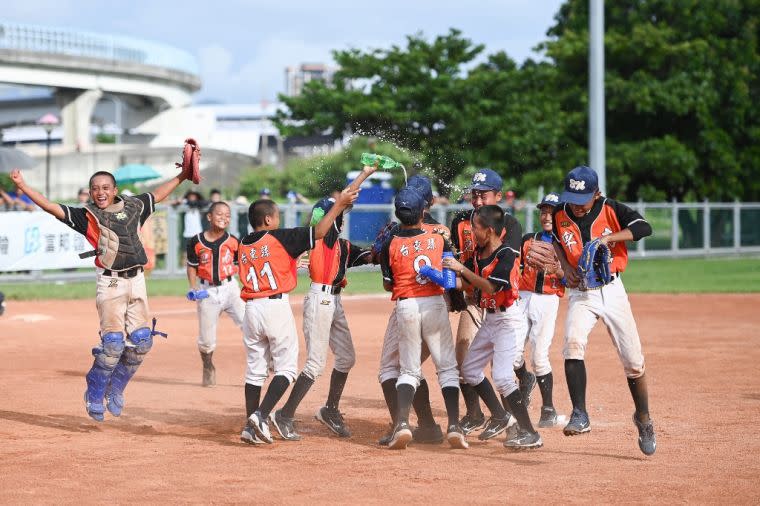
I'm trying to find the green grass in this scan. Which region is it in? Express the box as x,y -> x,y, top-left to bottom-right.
1,257 -> 758,300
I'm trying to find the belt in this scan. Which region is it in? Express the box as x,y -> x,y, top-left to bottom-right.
398,297 -> 407,301
312,283 -> 341,295
268,293 -> 283,299
200,276 -> 232,287
102,266 -> 143,279
578,273 -> 619,291
485,306 -> 508,314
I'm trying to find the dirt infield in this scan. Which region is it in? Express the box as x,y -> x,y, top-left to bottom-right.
1,293 -> 758,504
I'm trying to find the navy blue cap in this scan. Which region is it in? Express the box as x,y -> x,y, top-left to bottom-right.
407,175 -> 433,204
469,169 -> 503,192
560,166 -> 598,205
536,192 -> 561,209
394,186 -> 425,213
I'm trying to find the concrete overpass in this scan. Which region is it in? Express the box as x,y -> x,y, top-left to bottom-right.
0,21 -> 200,149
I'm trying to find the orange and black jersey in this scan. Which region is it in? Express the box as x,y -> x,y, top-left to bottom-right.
519,232 -> 565,297
238,226 -> 315,300
187,232 -> 240,285
464,245 -> 520,309
310,225 -> 371,287
379,228 -> 451,301
58,193 -> 155,269
552,197 -> 652,273
450,209 -> 522,263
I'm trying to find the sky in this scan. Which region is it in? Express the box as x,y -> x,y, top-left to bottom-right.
2,0 -> 565,104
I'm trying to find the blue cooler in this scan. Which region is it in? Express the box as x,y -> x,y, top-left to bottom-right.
346,170 -> 395,244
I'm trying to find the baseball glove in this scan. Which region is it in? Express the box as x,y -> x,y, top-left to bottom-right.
371,221 -> 398,262
525,240 -> 561,273
577,238 -> 612,290
446,288 -> 468,312
176,138 -> 201,184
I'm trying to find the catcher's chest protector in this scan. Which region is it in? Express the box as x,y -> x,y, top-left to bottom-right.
555,203 -> 628,273
85,197 -> 148,271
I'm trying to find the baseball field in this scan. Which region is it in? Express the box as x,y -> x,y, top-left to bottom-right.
1,262 -> 758,503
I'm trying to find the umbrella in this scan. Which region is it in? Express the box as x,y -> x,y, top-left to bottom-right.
0,147 -> 38,173
113,164 -> 161,184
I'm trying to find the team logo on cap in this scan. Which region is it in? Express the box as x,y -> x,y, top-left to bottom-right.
473,172 -> 487,182
568,179 -> 586,191
545,194 -> 559,202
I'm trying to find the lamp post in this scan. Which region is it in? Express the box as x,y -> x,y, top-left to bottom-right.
38,113 -> 59,197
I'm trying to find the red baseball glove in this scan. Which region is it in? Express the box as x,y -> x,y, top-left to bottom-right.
176,138 -> 201,184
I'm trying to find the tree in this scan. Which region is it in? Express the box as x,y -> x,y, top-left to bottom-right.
544,0 -> 760,201
275,29 -> 484,191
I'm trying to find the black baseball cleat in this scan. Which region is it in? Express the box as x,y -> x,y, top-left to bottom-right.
563,408 -> 591,436
458,412 -> 486,435
446,424 -> 469,449
503,429 -> 543,450
633,413 -> 656,456
315,406 -> 351,437
388,421 -> 413,450
519,371 -> 537,408
248,411 -> 273,444
378,423 -> 395,446
269,410 -> 302,441
478,415 -> 512,441
538,406 -> 559,428
412,423 -> 444,444
240,423 -> 264,445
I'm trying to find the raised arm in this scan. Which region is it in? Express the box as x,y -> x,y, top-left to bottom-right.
345,164 -> 378,193
314,187 -> 359,240
9,169 -> 64,219
151,174 -> 187,204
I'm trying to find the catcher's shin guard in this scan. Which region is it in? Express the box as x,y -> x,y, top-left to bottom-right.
106,327 -> 153,416
85,331 -> 125,421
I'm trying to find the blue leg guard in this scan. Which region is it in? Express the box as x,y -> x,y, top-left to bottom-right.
106,327 -> 153,416
85,331 -> 125,422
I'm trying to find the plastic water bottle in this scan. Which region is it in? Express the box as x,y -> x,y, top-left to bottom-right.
442,251 -> 457,289
360,152 -> 402,169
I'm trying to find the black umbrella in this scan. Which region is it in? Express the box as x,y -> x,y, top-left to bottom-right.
0,147 -> 38,173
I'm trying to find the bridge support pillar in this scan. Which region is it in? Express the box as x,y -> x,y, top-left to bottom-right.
55,88 -> 103,150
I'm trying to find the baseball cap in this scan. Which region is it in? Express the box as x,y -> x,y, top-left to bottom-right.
394,186 -> 425,214
407,175 -> 433,204
560,166 -> 598,205
536,192 -> 561,209
259,188 -> 271,196
469,169 -> 503,192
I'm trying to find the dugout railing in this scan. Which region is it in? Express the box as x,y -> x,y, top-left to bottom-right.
1,200 -> 759,282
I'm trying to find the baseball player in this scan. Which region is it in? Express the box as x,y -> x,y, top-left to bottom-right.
530,165 -> 656,455
239,181 -> 363,446
450,169 -> 531,434
270,192 -> 373,441
376,175 -> 453,446
379,186 -> 467,450
516,192 -> 565,427
186,201 -> 245,387
9,161 -> 190,422
444,205 -> 541,450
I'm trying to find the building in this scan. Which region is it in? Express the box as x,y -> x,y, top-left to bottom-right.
284,63 -> 336,97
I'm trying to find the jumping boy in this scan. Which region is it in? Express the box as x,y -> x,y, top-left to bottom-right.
9,150 -> 193,421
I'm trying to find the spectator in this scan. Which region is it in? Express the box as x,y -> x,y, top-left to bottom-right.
287,189 -> 311,204
77,188 -> 90,205
259,188 -> 272,200
209,188 -> 222,203
173,190 -> 208,262
432,190 -> 450,206
1,186 -> 35,211
503,190 -> 526,216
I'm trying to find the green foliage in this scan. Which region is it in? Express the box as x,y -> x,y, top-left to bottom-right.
95,133 -> 115,144
0,173 -> 12,191
544,0 -> 760,201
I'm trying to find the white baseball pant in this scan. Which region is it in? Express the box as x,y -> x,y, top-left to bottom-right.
377,306 -> 433,384
461,302 -> 527,398
515,291 -> 560,376
396,295 -> 459,390
242,294 -> 298,386
563,275 -> 645,378
301,283 -> 356,380
196,278 -> 245,353
96,268 -> 149,334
